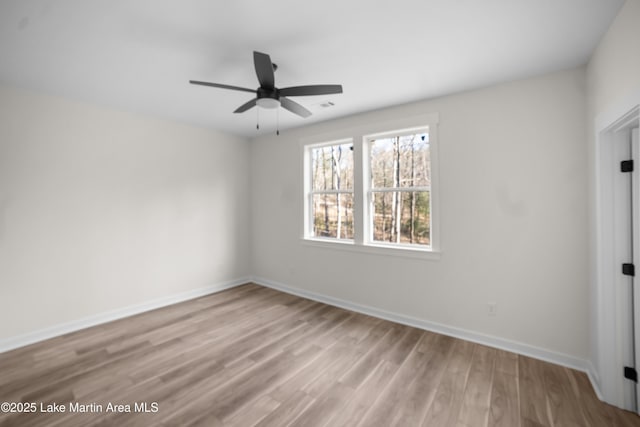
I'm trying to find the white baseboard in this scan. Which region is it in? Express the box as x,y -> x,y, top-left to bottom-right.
0,277 -> 250,353
252,276 -> 590,373
586,360 -> 604,401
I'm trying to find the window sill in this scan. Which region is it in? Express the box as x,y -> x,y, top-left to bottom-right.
301,238 -> 441,260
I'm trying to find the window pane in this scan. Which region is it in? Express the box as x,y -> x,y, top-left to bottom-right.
371,191 -> 430,245
312,193 -> 354,239
370,133 -> 430,189
311,143 -> 354,191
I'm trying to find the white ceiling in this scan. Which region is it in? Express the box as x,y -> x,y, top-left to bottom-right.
0,0 -> 625,137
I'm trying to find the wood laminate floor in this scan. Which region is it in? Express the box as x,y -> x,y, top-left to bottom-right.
0,283 -> 638,426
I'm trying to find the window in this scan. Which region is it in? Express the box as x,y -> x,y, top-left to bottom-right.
367,130 -> 431,247
308,141 -> 354,240
303,114 -> 439,257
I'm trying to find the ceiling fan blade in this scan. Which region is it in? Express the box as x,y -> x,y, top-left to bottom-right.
279,85 -> 343,97
234,98 -> 257,113
253,51 -> 275,90
189,80 -> 255,94
280,97 -> 311,118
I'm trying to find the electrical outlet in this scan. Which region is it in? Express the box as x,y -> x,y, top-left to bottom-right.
488,302 -> 497,316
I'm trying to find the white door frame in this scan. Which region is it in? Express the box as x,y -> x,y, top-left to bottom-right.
593,101 -> 640,409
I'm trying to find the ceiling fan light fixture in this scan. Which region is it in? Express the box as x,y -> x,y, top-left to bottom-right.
256,98 -> 281,109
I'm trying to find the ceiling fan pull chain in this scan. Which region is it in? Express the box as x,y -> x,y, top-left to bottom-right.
276,108 -> 280,136
256,107 -> 260,130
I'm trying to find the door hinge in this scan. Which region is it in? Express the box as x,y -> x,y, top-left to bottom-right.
623,263 -> 635,276
621,160 -> 634,172
624,366 -> 638,382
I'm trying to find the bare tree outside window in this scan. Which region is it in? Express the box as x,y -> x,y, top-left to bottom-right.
310,142 -> 354,239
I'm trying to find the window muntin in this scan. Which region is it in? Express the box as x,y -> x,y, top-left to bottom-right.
367,130 -> 431,247
309,142 -> 354,240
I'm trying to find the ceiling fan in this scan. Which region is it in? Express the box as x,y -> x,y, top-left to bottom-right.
190,51 -> 343,119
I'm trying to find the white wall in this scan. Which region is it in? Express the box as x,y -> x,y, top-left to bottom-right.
251,68 -> 589,362
0,85 -> 251,341
587,0 -> 640,118
586,0 -> 640,401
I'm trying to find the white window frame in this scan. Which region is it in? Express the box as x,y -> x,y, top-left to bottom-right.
301,113 -> 440,260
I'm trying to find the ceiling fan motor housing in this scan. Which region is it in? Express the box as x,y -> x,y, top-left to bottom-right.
257,87 -> 279,101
